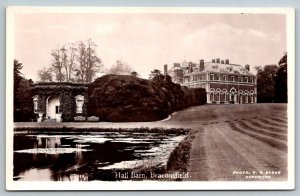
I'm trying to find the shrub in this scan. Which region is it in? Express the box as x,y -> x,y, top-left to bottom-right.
87,74 -> 206,122
74,116 -> 86,122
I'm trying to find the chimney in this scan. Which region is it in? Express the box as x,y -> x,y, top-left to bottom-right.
188,62 -> 193,73
212,59 -> 216,63
221,60 -> 224,64
199,59 -> 205,71
225,59 -> 229,64
164,64 -> 168,75
216,58 -> 220,63
245,64 -> 250,71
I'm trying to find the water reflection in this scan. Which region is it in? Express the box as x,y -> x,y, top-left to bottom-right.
13,131 -> 186,181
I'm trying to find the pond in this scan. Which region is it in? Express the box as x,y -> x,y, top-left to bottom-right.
13,129 -> 187,181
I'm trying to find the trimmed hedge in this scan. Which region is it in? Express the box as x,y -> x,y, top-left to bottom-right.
87,74 -> 206,122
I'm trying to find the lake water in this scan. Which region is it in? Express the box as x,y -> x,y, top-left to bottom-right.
13,130 -> 186,181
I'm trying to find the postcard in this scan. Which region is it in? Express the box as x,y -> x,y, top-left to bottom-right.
6,6 -> 295,190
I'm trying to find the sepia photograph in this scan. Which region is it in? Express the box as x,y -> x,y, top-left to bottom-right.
6,7 -> 295,190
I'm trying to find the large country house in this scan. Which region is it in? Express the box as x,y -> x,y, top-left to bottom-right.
167,58 -> 257,104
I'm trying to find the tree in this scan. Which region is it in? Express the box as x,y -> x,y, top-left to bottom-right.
14,59 -> 23,91
39,39 -> 102,83
38,67 -> 53,82
51,48 -> 65,82
75,41 -> 87,82
149,69 -> 163,80
14,59 -> 35,122
131,71 -> 138,77
254,66 -> 263,73
62,43 -> 77,82
75,39 -> 102,82
256,65 -> 278,103
274,53 -> 287,103
107,60 -> 132,75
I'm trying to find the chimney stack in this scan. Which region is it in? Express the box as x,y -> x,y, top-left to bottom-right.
245,64 -> 250,71
199,59 -> 205,71
188,62 -> 193,73
164,64 -> 168,75
212,59 -> 216,63
216,58 -> 220,63
225,59 -> 229,64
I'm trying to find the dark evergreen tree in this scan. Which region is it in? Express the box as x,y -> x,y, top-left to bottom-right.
14,59 -> 35,122
274,53 -> 288,103
256,65 -> 278,103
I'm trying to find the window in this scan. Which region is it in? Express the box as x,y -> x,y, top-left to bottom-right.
231,76 -> 234,81
210,74 -> 214,80
215,93 -> 220,101
210,92 -> 214,102
215,74 -> 219,80
245,77 -> 248,83
223,75 -> 226,81
55,105 -> 60,114
250,77 -> 253,83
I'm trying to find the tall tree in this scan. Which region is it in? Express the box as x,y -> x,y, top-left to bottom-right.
85,39 -> 102,82
256,65 -> 278,103
75,41 -> 87,82
39,39 -> 102,83
51,49 -> 65,82
14,59 -> 34,122
38,67 -> 53,82
14,59 -> 23,90
75,39 -> 102,82
107,60 -> 132,75
274,53 -> 287,103
66,43 -> 77,82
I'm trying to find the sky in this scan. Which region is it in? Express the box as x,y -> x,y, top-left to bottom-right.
14,13 -> 287,81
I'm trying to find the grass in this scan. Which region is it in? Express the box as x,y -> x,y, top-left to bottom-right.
166,128 -> 199,173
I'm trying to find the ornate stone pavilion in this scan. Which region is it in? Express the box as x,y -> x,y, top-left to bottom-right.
31,82 -> 89,122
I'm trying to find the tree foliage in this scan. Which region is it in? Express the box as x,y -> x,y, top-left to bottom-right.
14,59 -> 35,122
107,60 -> 133,75
256,53 -> 288,103
149,69 -> 166,83
274,53 -> 287,103
38,39 -> 102,83
75,40 -> 102,82
88,74 -> 206,122
256,65 -> 278,103
38,67 -> 53,82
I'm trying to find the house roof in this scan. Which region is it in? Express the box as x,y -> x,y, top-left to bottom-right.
204,62 -> 253,75
186,62 -> 254,76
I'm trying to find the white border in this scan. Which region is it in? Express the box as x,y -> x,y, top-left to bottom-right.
6,6 -> 295,190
